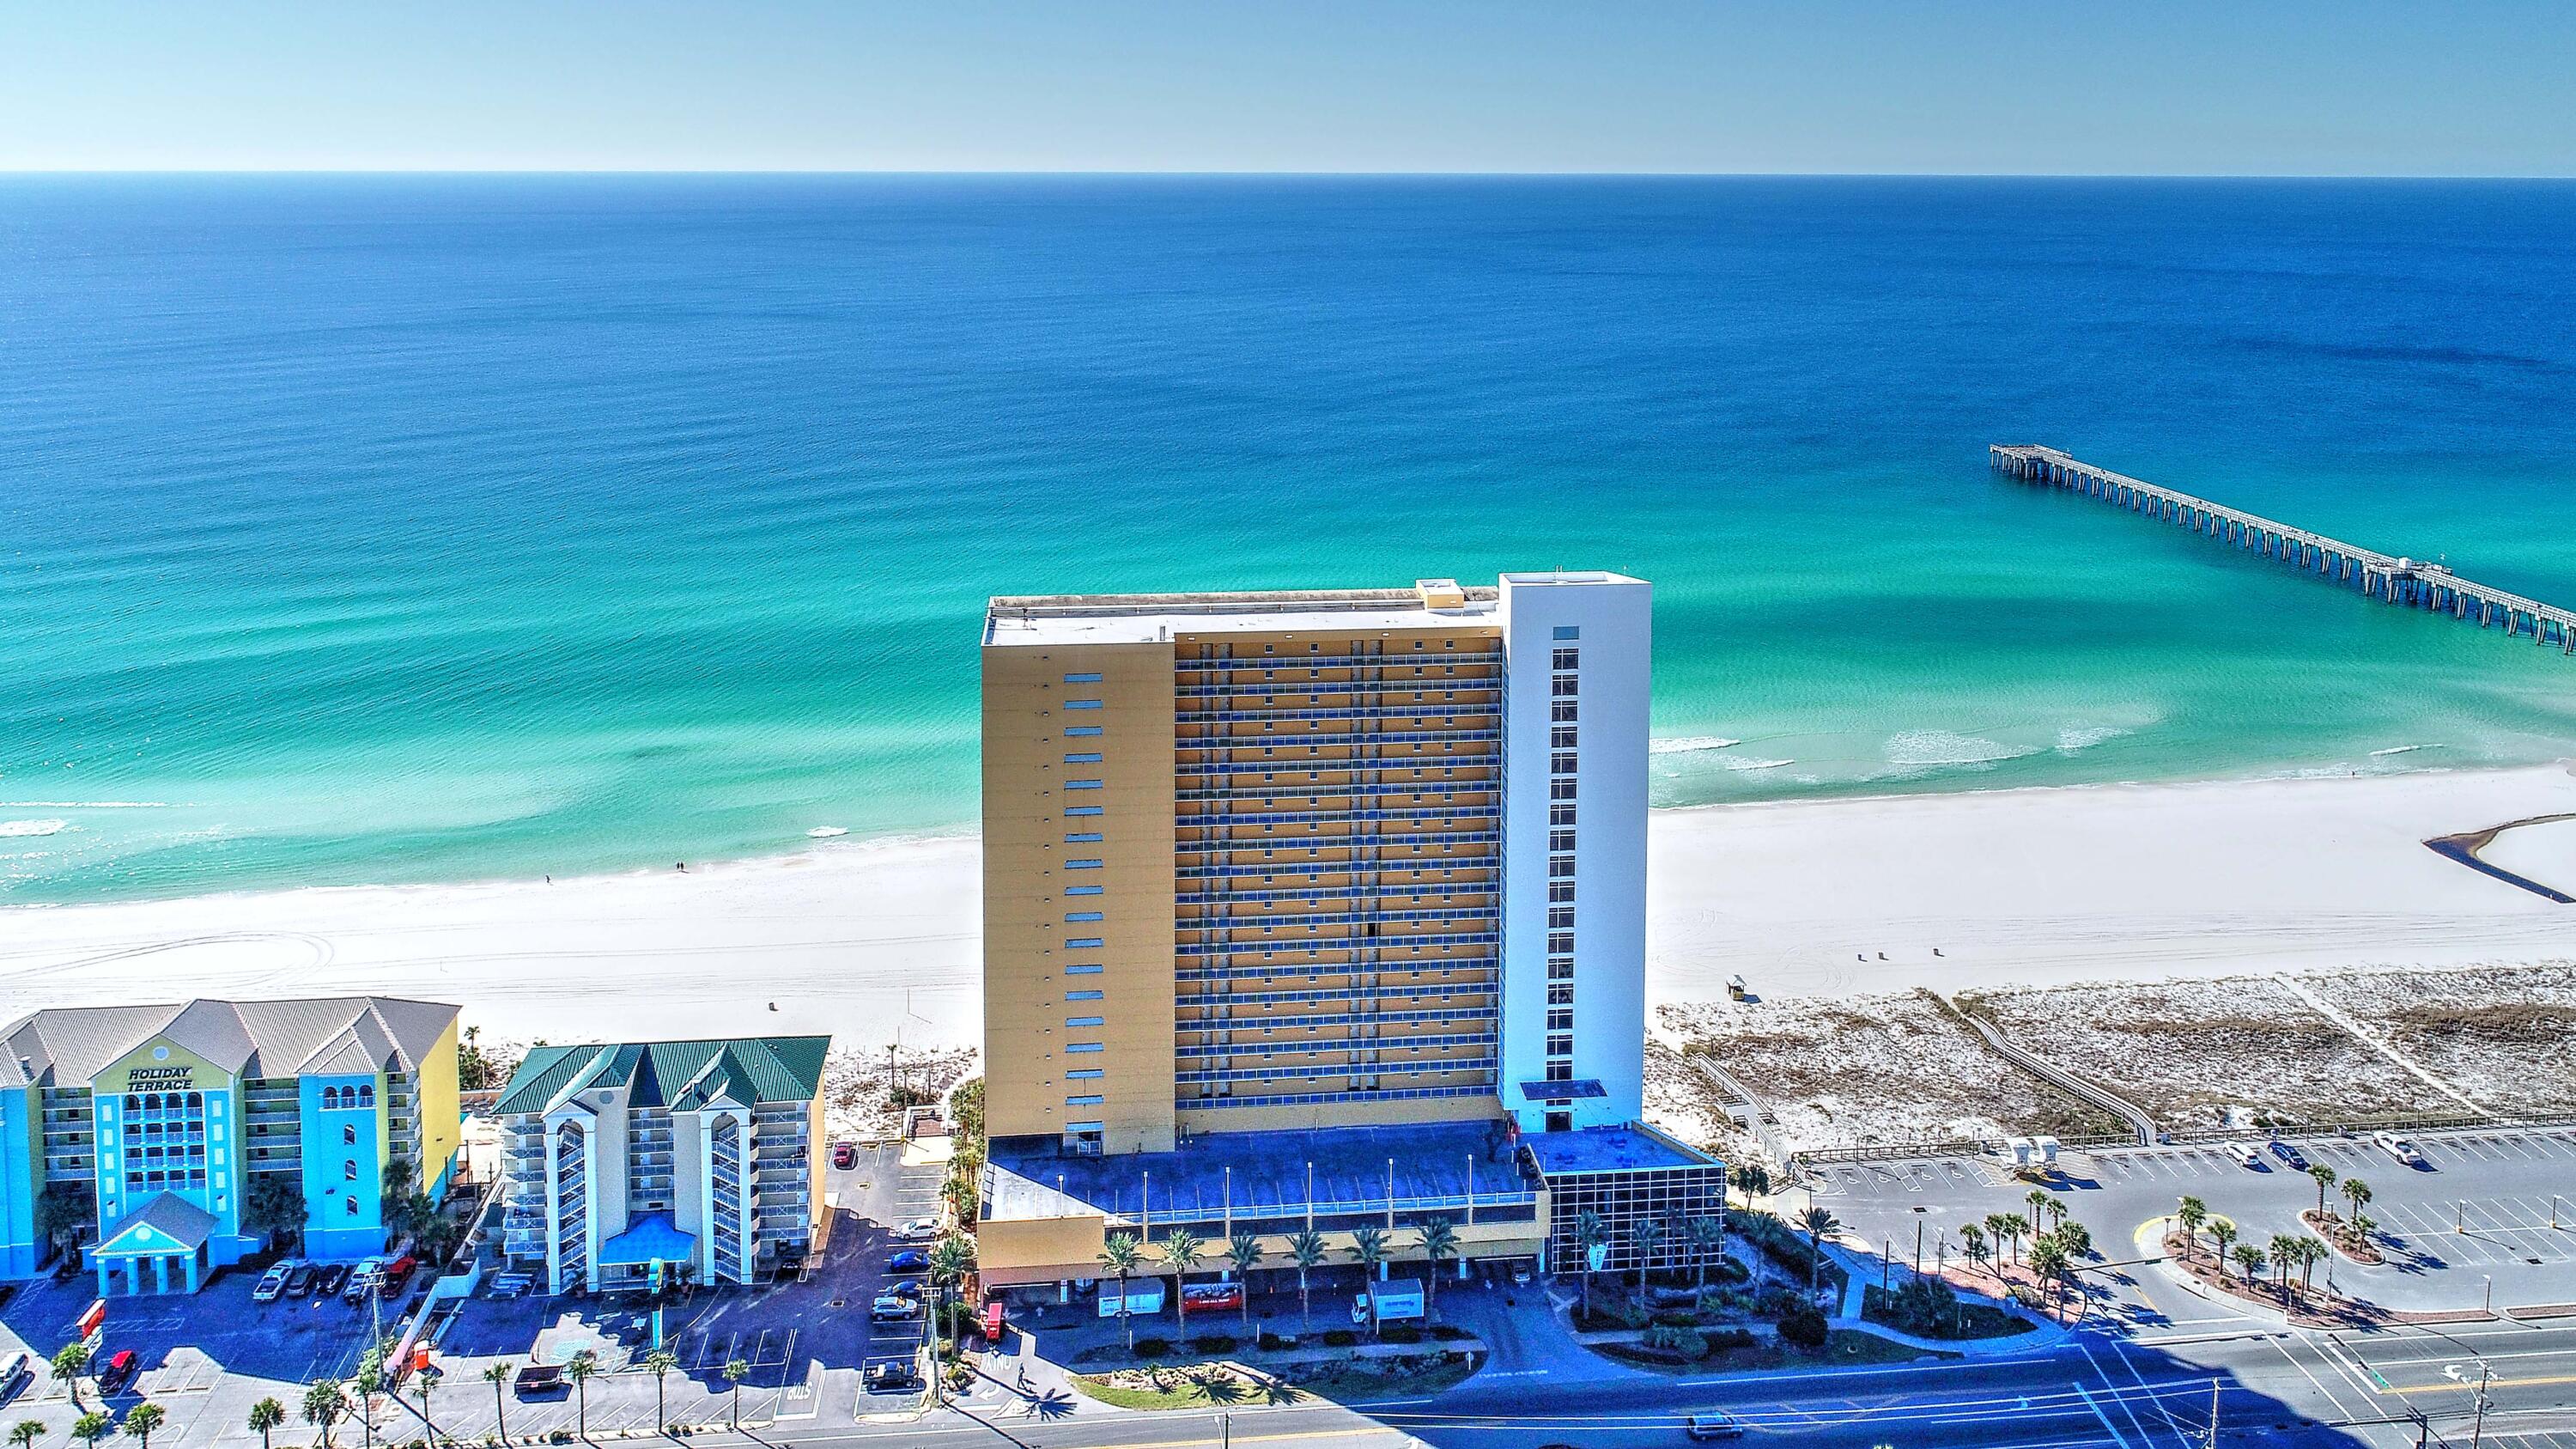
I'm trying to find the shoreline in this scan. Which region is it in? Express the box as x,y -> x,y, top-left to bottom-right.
5,763 -> 2574,1057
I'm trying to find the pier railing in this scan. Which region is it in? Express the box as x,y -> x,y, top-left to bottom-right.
1991,445 -> 2576,654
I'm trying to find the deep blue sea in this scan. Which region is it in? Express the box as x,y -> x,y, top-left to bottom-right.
4,176 -> 2574,903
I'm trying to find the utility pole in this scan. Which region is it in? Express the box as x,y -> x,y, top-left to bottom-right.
2472,1358 -> 2492,1449
2203,1377 -> 2220,1449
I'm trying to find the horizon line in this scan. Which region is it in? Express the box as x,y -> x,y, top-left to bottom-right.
3,167 -> 2573,181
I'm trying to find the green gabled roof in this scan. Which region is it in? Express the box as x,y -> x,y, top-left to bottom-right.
493,1036 -> 828,1116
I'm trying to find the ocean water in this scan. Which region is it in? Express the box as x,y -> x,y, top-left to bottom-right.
4,175 -> 2575,904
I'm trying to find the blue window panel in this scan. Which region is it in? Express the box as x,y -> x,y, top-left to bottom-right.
1066,858 -> 1103,869
1066,911 -> 1104,922
1066,1015 -> 1105,1027
1064,673 -> 1103,683
1066,1120 -> 1104,1131
1066,989 -> 1104,1001
1065,700 -> 1104,710
1066,1043 -> 1106,1054
1066,1095 -> 1104,1107
1065,752 -> 1103,764
1065,832 -> 1103,843
1066,780 -> 1104,790
1065,725 -> 1104,737
1066,964 -> 1105,975
1066,937 -> 1104,948
1553,625 -> 1581,640
1066,806 -> 1104,817
1067,1068 -> 1104,1080
1066,884 -> 1104,895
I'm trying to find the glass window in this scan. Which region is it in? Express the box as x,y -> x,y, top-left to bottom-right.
1065,725 -> 1103,736
1066,1096 -> 1104,1107
1064,673 -> 1103,683
1066,884 -> 1104,895
1066,780 -> 1104,790
1550,804 -> 1577,826
1066,1016 -> 1105,1027
1551,675 -> 1577,697
1066,832 -> 1103,843
1552,700 -> 1577,722
1064,752 -> 1103,764
1552,625 -> 1580,640
343,1123 -> 358,1146
1066,936 -> 1104,948
1065,700 -> 1104,710
1552,648 -> 1580,671
1551,752 -> 1577,775
1549,780 -> 1577,801
1066,910 -> 1104,922
1067,1068 -> 1104,1080
1066,859 -> 1104,868
1066,963 -> 1105,975
1548,881 -> 1575,903
1066,1043 -> 1106,1054
1066,989 -> 1104,1002
1066,805 -> 1104,817
1549,907 -> 1576,928
1551,727 -> 1577,749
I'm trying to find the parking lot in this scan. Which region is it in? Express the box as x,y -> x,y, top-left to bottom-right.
1814,1125 -> 2576,1317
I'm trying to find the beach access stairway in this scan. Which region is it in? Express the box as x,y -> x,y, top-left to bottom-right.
1992,445 -> 2576,655
1942,998 -> 2158,1147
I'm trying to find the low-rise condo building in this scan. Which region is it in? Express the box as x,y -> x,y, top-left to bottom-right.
975,572 -> 1722,1292
0,996 -> 463,1293
494,1037 -> 827,1294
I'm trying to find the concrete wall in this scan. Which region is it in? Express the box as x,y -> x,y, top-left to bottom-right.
1498,573 -> 1652,1133
982,638 -> 1179,1152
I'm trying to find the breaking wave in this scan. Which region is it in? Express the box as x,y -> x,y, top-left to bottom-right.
0,819 -> 70,837
1651,736 -> 1742,754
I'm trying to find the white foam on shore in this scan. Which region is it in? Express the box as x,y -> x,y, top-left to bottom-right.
2056,727 -> 2130,752
2370,745 -> 2439,758
805,825 -> 850,837
1722,757 -> 1796,771
0,819 -> 70,837
1881,730 -> 2039,771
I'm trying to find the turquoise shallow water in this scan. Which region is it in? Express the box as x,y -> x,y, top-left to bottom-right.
4,176 -> 2575,904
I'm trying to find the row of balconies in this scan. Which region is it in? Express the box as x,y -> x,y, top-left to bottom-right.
1178,885 -> 1496,909
1175,1029 -> 1498,1058
1176,958 -> 1498,984
1175,646 -> 1503,667
1177,1004 -> 1500,1032
1175,754 -> 1494,781
1178,929 -> 1498,958
1177,904 -> 1500,930
1183,981 -> 1498,1008
1176,1057 -> 1498,1085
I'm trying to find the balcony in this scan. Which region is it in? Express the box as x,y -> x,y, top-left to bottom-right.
1176,1056 -> 1497,1085
1176,649 -> 1502,671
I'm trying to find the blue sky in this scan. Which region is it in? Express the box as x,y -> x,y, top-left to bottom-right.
5,1 -> 2571,174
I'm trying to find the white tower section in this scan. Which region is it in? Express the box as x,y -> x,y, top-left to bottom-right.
1496,571 -> 1651,1134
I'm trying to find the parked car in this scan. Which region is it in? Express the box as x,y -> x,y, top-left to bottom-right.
378,1255 -> 418,1295
2375,1132 -> 2430,1167
252,1262 -> 295,1304
831,1142 -> 859,1170
283,1263 -> 317,1298
512,1364 -> 566,1397
0,1353 -> 33,1407
2229,1142 -> 2264,1169
887,1250 -> 929,1273
316,1263 -> 351,1297
1686,1409 -> 1746,1440
2269,1140 -> 2310,1171
869,1295 -> 918,1322
343,1257 -> 386,1302
896,1218 -> 939,1240
98,1349 -> 141,1395
888,1280 -> 923,1300
864,1359 -> 921,1392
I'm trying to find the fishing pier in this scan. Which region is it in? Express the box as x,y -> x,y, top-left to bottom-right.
1991,445 -> 2576,654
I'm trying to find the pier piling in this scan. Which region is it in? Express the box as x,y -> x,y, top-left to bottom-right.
1990,445 -> 2576,656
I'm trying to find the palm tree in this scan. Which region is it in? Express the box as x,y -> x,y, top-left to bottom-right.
1959,1222 -> 1990,1277
50,1345 -> 91,1410
1159,1226 -> 1206,1334
248,1398 -> 288,1449
1413,1219 -> 1461,1321
352,1360 -> 383,1449
1686,1215 -> 1725,1288
1097,1232 -> 1145,1352
301,1379 -> 345,1449
2294,1236 -> 2328,1290
1795,1204 -> 1839,1292
1285,1230 -> 1328,1336
565,1353 -> 598,1441
1346,1226 -> 1389,1335
2050,1220 -> 2093,1261
2231,1242 -> 2264,1284
71,1413 -> 111,1449
721,1360 -> 750,1430
928,1233 -> 975,1353
480,1365 -> 512,1444
2026,1189 -> 2057,1231
13,1419 -> 48,1449
2307,1163 -> 2338,1218
644,1350 -> 677,1433
1571,1210 -> 1609,1319
409,1374 -> 435,1448
1629,1218 -> 1667,1289
1993,1213 -> 2028,1269
2340,1177 -> 2372,1226
119,1403 -> 163,1449
2174,1196 -> 2208,1260
2026,1237 -> 2070,1318
2208,1217 -> 2239,1272
1224,1232 -> 1264,1333
1728,1162 -> 1771,1207
1981,1213 -> 2014,1268
2268,1235 -> 2302,1296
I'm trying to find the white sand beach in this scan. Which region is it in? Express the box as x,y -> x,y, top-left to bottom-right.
5,765 -> 2574,1054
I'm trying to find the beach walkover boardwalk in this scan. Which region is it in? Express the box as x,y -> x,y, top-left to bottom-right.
1993,444 -> 2576,655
